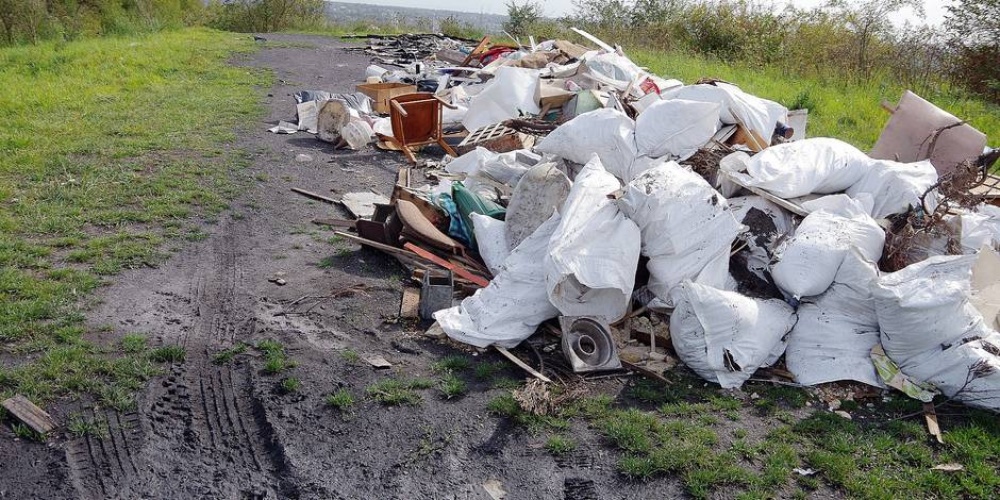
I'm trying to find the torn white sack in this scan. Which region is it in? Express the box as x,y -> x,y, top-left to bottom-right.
434,213 -> 561,349
545,155 -> 639,322
669,281 -> 797,389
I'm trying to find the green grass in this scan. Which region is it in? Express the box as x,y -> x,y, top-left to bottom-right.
631,49 -> 1000,151
325,388 -> 355,411
148,345 -> 185,363
279,377 -> 301,393
256,340 -> 295,375
67,413 -> 108,439
366,377 -> 435,406
545,434 -> 577,456
438,374 -> 466,399
431,355 -> 471,374
213,343 -> 248,364
0,27 -> 266,405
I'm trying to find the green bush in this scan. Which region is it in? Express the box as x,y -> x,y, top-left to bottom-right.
206,0 -> 325,33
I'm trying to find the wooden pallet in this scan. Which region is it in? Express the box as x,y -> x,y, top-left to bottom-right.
456,123 -> 525,155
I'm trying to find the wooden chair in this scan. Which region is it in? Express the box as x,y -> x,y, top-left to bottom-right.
386,92 -> 458,164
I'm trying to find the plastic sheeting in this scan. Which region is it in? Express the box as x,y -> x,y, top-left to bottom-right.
545,156 -> 639,322
434,213 -> 561,348
535,108 -> 639,182
670,281 -> 797,389
734,138 -> 871,199
771,195 -> 885,299
873,254 -> 1000,411
634,99 -> 721,160
846,159 -> 938,219
617,161 -> 743,306
786,249 -> 885,387
462,66 -> 541,132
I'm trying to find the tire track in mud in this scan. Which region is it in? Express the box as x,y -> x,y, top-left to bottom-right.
67,220 -> 298,499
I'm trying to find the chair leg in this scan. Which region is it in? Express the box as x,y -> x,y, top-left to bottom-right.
437,137 -> 458,158
387,136 -> 418,164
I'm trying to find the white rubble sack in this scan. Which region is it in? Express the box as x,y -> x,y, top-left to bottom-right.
545,156 -> 639,322
617,161 -> 743,306
674,83 -> 787,144
728,195 -> 795,283
845,159 -> 938,219
735,138 -> 871,199
434,214 -> 561,348
634,99 -> 721,160
504,161 -> 571,250
972,246 -> 1000,331
471,213 -> 509,276
670,281 -> 797,389
786,249 -> 885,387
536,108 -> 639,182
462,66 -> 540,132
771,195 -> 884,299
872,253 -> 1000,411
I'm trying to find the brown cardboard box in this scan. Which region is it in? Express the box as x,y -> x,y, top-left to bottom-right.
356,82 -> 418,114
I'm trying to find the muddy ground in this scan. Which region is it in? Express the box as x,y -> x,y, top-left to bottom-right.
0,34 -> 705,499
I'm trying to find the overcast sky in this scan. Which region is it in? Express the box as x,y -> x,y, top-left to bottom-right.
331,0 -> 953,26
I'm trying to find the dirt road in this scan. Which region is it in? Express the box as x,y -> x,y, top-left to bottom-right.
0,35 -> 684,499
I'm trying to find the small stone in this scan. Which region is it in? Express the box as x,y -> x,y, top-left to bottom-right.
295,153 -> 313,163
834,410 -> 852,420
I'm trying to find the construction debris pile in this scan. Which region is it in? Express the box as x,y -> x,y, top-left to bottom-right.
286,30 -> 1000,414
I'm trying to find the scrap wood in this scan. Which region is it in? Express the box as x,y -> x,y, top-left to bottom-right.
2,395 -> 57,434
718,171 -> 809,217
512,379 -> 587,416
402,242 -> 490,287
312,217 -> 356,229
495,346 -> 552,383
399,286 -> 421,318
291,187 -> 339,205
924,402 -> 944,444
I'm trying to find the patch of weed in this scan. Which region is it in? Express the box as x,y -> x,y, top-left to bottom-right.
545,434 -> 577,456
148,345 -> 185,363
431,355 -> 471,374
339,349 -> 360,364
438,374 -> 466,399
474,361 -> 506,380
366,377 -> 433,406
119,333 -> 147,353
67,414 -> 108,439
325,389 -> 355,410
213,343 -> 248,364
256,340 -> 295,374
280,377 -> 301,393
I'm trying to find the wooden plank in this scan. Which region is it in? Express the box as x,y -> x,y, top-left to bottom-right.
924,402 -> 944,444
2,395 -> 57,434
312,218 -> 356,229
495,346 -> 553,383
334,231 -> 418,259
403,242 -> 490,287
291,187 -> 338,205
460,35 -> 491,67
399,286 -> 421,319
718,171 -> 809,217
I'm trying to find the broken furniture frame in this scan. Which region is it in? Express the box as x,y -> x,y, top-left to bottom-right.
384,92 -> 459,164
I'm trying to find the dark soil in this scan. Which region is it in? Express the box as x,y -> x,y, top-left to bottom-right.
0,35 -> 684,499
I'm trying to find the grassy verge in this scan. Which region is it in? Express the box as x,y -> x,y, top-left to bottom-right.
630,49 -> 1000,151
490,371 -> 1000,499
0,27 -> 267,408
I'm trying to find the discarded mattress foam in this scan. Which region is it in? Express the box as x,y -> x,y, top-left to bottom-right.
634,99 -> 721,160
734,138 -> 870,199
771,195 -> 885,299
471,213 -> 509,276
535,108 -> 639,182
545,156 -> 640,322
845,159 -> 938,219
504,161 -> 571,250
617,161 -> 743,306
971,246 -> 1000,331
462,66 -> 541,132
873,253 -> 1000,411
670,281 -> 797,389
786,249 -> 885,387
435,213 -> 561,348
674,82 -> 787,145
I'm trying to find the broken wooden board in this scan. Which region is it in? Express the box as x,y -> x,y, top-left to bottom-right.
717,171 -> 809,217
291,187 -> 338,204
2,395 -> 57,435
341,192 -> 390,219
403,242 -> 490,288
399,286 -> 421,319
495,346 -> 552,383
311,218 -> 356,229
924,402 -> 944,444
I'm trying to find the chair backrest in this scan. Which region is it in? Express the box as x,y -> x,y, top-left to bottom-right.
390,92 -> 442,145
